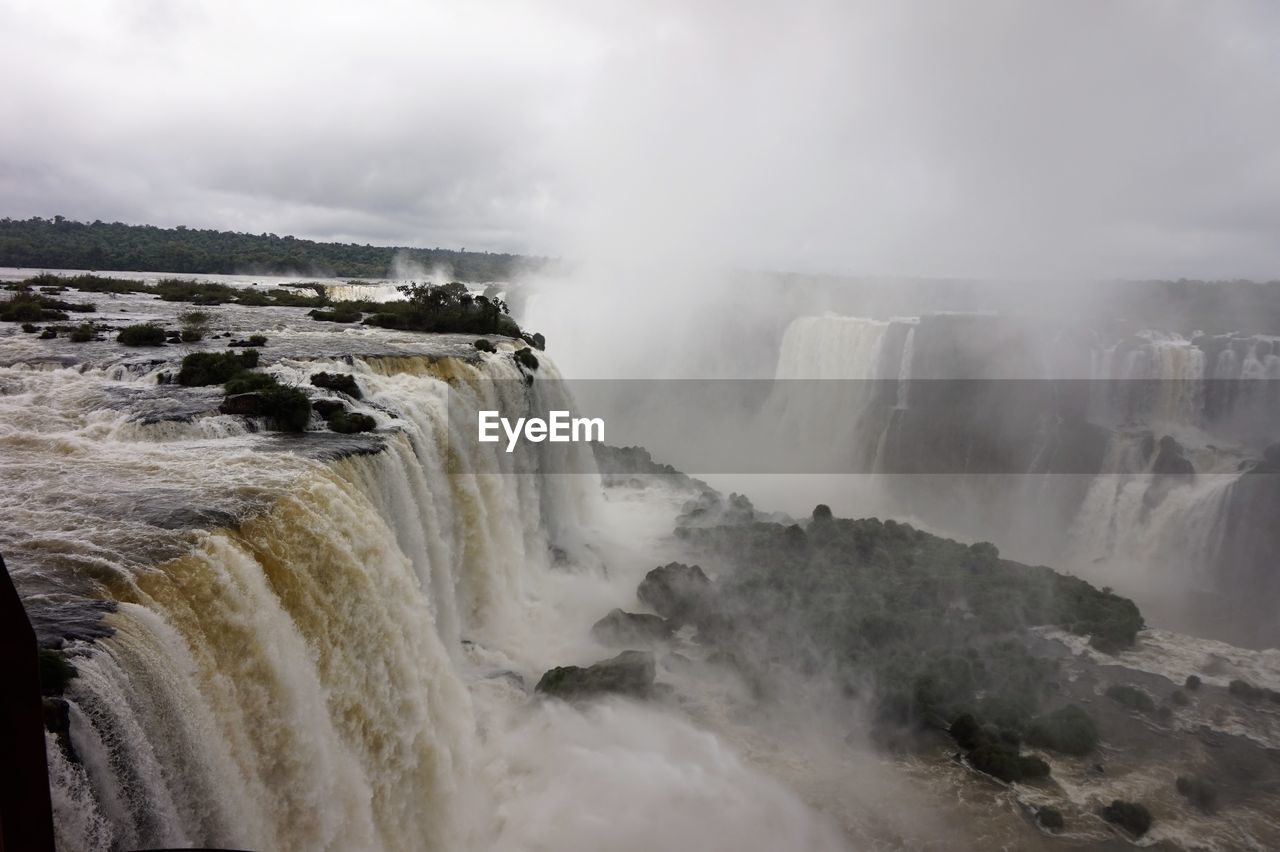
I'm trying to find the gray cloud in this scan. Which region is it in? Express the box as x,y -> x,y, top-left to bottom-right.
2,0 -> 1279,278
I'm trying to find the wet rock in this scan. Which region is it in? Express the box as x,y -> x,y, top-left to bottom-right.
473,338 -> 496,353
591,609 -> 674,646
512,346 -> 539,372
1102,799 -> 1152,838
327,410 -> 376,434
219,392 -> 265,416
536,650 -> 655,700
637,562 -> 712,627
309,371 -> 362,399
1152,435 -> 1195,478
312,399 -> 345,418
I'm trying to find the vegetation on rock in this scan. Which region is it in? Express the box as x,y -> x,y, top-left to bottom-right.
1105,684 -> 1156,714
117,323 -> 167,346
177,350 -> 260,386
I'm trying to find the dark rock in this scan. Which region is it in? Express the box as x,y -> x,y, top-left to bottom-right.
591,609 -> 675,646
220,392 -> 265,416
1185,674 -> 1202,690
535,650 -> 656,700
1102,800 -> 1152,837
309,371 -> 362,399
521,331 -> 546,351
1036,807 -> 1064,831
473,338 -> 496,353
1152,435 -> 1195,478
312,399 -> 346,418
512,346 -> 539,371
637,562 -> 712,626
327,411 -> 376,434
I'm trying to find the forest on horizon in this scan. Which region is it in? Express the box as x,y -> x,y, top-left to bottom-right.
0,216 -> 538,281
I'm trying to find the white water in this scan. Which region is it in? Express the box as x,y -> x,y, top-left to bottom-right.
1,306 -> 854,850
765,313 -> 1274,639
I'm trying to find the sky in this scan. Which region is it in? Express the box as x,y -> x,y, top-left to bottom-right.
2,0 -> 1280,279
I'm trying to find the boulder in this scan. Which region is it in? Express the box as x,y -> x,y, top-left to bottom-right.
219,392 -> 264,416
327,411 -> 377,434
473,338 -> 496,353
637,562 -> 712,626
512,346 -> 539,372
591,609 -> 674,646
312,399 -> 345,418
535,650 -> 655,700
309,372 -> 362,399
1152,435 -> 1194,478
1102,800 -> 1152,838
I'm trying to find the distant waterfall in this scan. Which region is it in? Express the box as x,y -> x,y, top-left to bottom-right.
7,352 -> 601,851
767,313 -> 1277,641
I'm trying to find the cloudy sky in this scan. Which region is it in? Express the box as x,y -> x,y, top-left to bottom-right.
2,0 -> 1279,278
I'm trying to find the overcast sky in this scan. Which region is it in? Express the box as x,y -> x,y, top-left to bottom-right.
2,0 -> 1279,279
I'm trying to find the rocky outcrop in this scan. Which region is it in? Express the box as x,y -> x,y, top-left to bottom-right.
591,609 -> 674,646
535,650 -> 655,700
637,562 -> 712,627
1151,435 -> 1194,478
219,392 -> 264,416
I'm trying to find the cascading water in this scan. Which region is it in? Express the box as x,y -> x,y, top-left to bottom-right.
2,311 -> 859,852
765,313 -> 1278,642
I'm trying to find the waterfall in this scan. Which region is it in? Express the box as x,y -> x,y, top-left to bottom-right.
763,314 -> 1276,641
3,349 -> 603,851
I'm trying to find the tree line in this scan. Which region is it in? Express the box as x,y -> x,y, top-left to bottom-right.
0,216 -> 540,281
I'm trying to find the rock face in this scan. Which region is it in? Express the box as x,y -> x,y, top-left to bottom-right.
219,392 -> 264,416
535,650 -> 655,700
637,562 -> 712,627
591,609 -> 674,646
1151,435 -> 1195,478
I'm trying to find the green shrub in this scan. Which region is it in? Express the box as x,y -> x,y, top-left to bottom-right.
38,649 -> 77,695
177,350 -> 260,386
309,306 -> 362,323
1228,679 -> 1280,702
68,324 -> 95,343
1106,684 -> 1155,713
35,273 -> 148,294
1185,674 -> 1201,690
117,323 -> 167,346
257,384 -> 312,431
21,322 -> 38,333
2,292 -> 93,322
1102,800 -> 1151,837
223,370 -> 278,395
1025,704 -> 1099,755
154,278 -> 238,304
178,308 -> 211,342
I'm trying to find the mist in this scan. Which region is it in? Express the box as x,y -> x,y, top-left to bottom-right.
4,2 -> 1280,850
